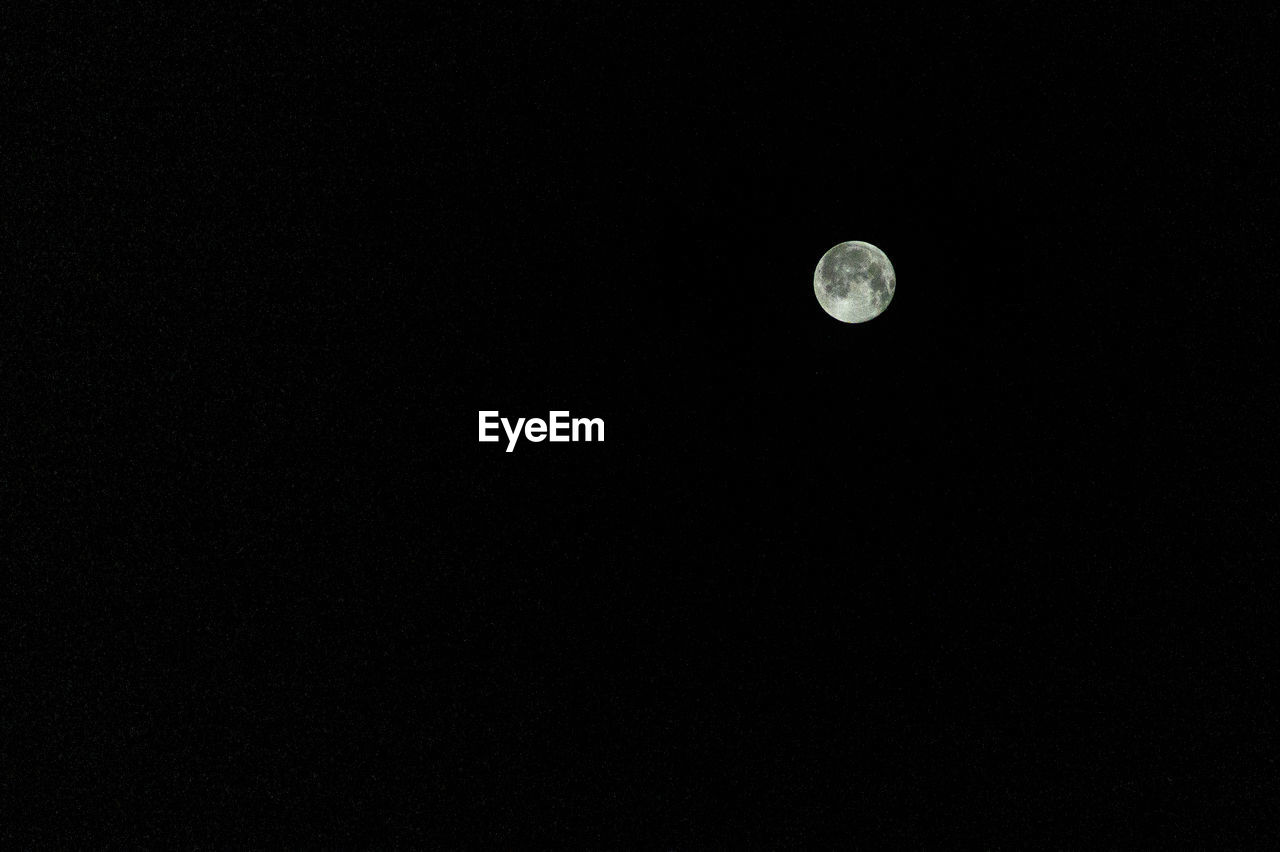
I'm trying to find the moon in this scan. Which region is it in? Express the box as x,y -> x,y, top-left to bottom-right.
813,241 -> 896,323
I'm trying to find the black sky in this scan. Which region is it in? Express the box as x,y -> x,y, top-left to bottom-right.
5,4 -> 1278,846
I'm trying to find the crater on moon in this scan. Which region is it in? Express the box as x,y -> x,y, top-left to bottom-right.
813,241 -> 896,323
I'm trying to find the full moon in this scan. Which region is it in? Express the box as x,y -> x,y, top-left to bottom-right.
813,241 -> 896,323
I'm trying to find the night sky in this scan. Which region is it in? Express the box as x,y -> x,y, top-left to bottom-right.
7,5 -> 1278,846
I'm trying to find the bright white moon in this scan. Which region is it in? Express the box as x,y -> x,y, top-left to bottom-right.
813,241 -> 896,323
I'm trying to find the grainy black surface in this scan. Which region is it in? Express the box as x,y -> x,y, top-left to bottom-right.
5,4 -> 1278,846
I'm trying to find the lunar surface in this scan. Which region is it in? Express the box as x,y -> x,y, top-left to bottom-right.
813,241 -> 896,323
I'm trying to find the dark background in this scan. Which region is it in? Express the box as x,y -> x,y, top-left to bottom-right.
5,3 -> 1278,846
